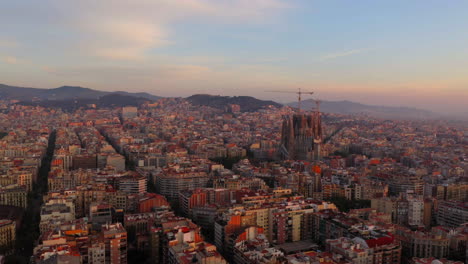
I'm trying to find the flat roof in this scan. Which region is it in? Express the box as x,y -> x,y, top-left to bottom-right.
275,240 -> 318,254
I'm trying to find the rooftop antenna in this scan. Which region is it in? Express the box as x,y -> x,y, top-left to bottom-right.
265,88 -> 314,112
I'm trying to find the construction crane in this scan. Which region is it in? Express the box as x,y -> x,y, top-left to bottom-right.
314,99 -> 321,113
266,88 -> 314,112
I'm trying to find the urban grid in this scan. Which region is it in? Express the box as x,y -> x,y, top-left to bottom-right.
0,2 -> 467,263
0,96 -> 465,264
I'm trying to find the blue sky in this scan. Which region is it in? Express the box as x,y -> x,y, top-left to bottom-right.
0,0 -> 467,113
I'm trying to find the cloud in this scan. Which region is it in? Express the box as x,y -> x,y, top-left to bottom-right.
82,21 -> 169,60
155,65 -> 212,79
320,49 -> 367,61
41,64 -> 213,80
4,56 -> 18,64
188,0 -> 288,21
30,0 -> 289,61
0,39 -> 17,48
1,52 -> 61,75
0,0 -> 294,95
42,66 -> 57,73
2,55 -> 31,65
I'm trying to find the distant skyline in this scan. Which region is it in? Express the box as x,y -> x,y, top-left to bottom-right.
1,1 -> 467,114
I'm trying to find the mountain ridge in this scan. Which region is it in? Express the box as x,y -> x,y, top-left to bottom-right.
186,94 -> 282,112
0,84 -> 161,101
0,83 -> 447,119
288,99 -> 437,119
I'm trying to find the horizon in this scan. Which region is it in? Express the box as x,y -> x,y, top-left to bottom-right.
1,1 -> 468,114
0,82 -> 444,114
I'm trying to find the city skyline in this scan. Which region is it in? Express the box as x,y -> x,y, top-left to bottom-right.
0,2 -> 466,261
1,0 -> 468,114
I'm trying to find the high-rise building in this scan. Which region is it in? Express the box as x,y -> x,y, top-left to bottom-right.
117,175 -> 147,194
0,219 -> 15,255
396,226 -> 450,259
154,170 -> 209,202
89,242 -> 106,264
90,203 -> 113,230
437,201 -> 468,228
424,184 -> 468,202
102,223 -> 127,264
280,113 -> 322,161
0,185 -> 27,208
179,189 -> 207,216
371,194 -> 426,228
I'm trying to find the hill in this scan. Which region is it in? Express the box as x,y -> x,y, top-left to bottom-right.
288,99 -> 437,119
187,94 -> 282,112
0,84 -> 161,101
17,94 -> 149,112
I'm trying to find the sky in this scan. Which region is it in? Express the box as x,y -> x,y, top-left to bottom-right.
0,0 -> 467,114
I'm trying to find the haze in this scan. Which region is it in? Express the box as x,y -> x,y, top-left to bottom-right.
0,1 -> 467,114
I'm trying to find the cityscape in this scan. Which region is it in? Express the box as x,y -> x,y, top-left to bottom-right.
0,87 -> 465,264
1,1 -> 467,264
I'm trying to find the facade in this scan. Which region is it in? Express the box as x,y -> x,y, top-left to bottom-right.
138,193 -> 170,213
72,154 -> 97,170
102,223 -> 127,264
436,201 -> 468,228
118,175 -> 147,194
407,196 -> 425,227
280,113 -> 322,161
0,185 -> 27,208
0,219 -> 15,255
424,184 -> 468,202
190,205 -> 220,238
155,171 -> 209,201
214,212 -> 256,258
371,194 -> 426,227
39,200 -> 75,234
90,203 -> 113,229
396,227 -> 450,259
88,242 -> 106,264
179,189 -> 207,216
106,154 -> 126,172
122,106 -> 138,119
388,175 -> 424,195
